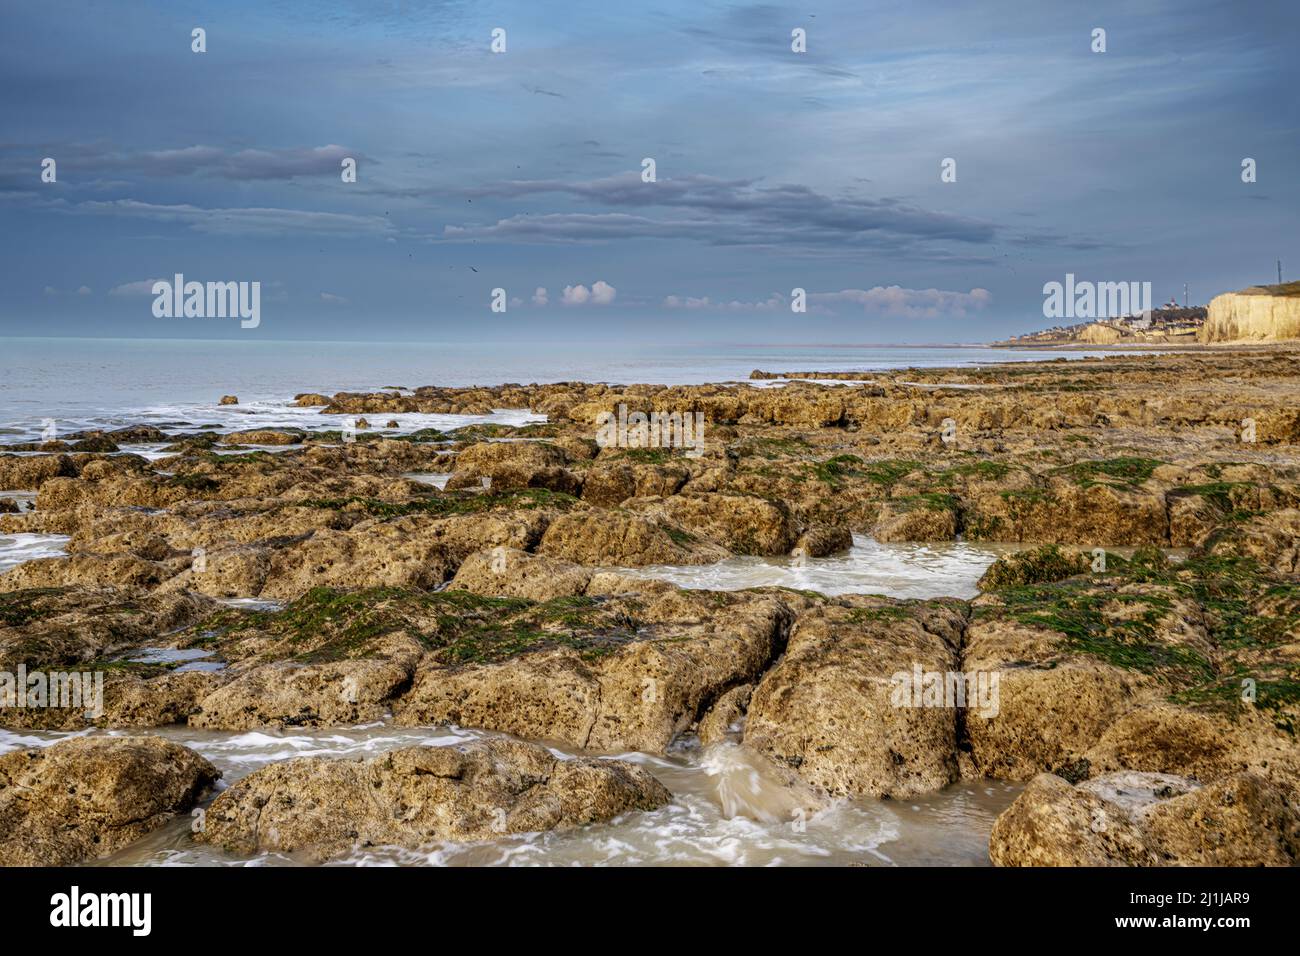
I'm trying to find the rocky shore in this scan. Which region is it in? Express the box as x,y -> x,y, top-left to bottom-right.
3,348 -> 1300,866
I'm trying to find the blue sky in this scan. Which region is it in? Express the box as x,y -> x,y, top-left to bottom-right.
1,0 -> 1296,343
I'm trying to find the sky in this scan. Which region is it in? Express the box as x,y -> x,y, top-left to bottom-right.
1,0 -> 1296,344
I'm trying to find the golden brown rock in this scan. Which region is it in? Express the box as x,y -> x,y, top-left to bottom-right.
197,737 -> 670,862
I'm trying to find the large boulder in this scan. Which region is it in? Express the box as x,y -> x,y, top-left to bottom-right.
537,509 -> 728,566
743,598 -> 967,798
627,492 -> 800,556
990,770 -> 1300,866
445,441 -> 579,494
197,738 -> 670,862
189,634 -> 423,730
0,736 -> 218,865
448,547 -> 594,601
873,495 -> 959,542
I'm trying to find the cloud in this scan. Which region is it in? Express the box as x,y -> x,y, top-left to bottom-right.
109,279 -> 163,296
141,144 -> 362,180
811,286 -> 992,318
319,292 -> 349,304
663,287 -> 991,318
44,284 -> 96,296
2,143 -> 368,181
561,280 -> 617,306
57,198 -> 396,239
452,173 -> 995,252
664,293 -> 786,312
531,286 -> 548,306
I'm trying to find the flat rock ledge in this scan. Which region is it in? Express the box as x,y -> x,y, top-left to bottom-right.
196,737 -> 671,862
0,735 -> 218,866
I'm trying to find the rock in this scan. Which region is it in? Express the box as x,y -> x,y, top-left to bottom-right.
70,434 -> 120,453
1077,322 -> 1128,345
252,510 -> 547,600
107,424 -> 169,443
977,545 -> 1090,590
964,474 -> 1168,546
0,552 -> 185,591
386,420 -> 399,429
537,509 -> 729,566
627,492 -> 800,556
0,586 -> 217,672
395,589 -> 790,754
293,393 -> 331,406
989,772 -> 1161,866
961,610 -> 1168,781
0,453 -> 76,490
0,498 -> 17,514
189,641 -> 420,730
1208,508 -> 1300,572
0,735 -> 218,865
1167,490 -> 1227,547
873,495 -> 958,542
448,547 -> 594,601
990,770 -> 1300,866
744,598 -> 967,798
157,544 -> 273,598
99,671 -> 226,728
219,430 -> 303,446
196,738 -> 670,862
581,461 -> 689,506
697,684 -> 753,744
792,523 -> 853,558
1142,772 -> 1300,865
446,441 -> 579,495
1082,704 -> 1300,804
219,395 -> 239,405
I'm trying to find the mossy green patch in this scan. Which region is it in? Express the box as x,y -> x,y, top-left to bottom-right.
891,492 -> 957,513
1052,457 -> 1163,489
808,454 -> 865,485
861,459 -> 923,485
296,487 -> 579,519
980,580 -> 1214,685
186,586 -> 647,666
0,588 -> 73,627
165,473 -> 221,492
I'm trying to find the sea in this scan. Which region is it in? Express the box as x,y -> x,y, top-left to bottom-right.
0,336 -> 1139,442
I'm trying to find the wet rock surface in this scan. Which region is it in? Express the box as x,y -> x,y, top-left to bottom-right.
0,735 -> 218,866
990,770 -> 1300,866
196,737 -> 670,862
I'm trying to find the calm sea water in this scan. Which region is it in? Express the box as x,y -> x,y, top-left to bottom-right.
1,337 -> 1134,438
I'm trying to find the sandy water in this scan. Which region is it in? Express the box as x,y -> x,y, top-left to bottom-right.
0,723 -> 1019,867
618,533 -> 1017,600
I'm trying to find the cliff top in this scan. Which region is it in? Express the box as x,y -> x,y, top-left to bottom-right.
1237,281 -> 1300,297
